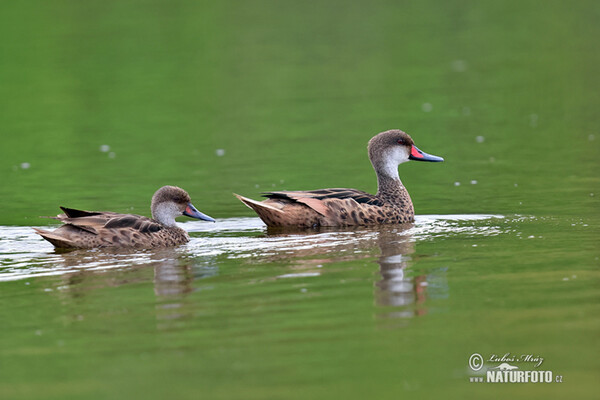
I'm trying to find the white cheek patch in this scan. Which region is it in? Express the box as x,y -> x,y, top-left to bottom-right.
154,202 -> 182,227
381,147 -> 410,179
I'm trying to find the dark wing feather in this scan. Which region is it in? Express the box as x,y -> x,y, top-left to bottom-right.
59,207 -> 102,218
262,189 -> 383,206
103,215 -> 163,233
54,208 -> 163,236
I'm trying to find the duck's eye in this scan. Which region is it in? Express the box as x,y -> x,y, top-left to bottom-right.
397,139 -> 405,145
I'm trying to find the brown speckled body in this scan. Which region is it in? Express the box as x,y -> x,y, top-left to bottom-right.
236,181 -> 413,228
235,129 -> 442,228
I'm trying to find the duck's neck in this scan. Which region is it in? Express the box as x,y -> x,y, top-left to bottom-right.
375,170 -> 411,206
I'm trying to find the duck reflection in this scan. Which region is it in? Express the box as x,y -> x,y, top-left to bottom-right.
374,229 -> 428,319
263,224 -> 446,321
152,249 -> 194,330
151,249 -> 219,330
152,249 -> 194,298
51,248 -> 155,299
47,247 -> 217,329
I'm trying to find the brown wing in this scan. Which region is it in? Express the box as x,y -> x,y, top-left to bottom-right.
263,189 -> 383,206
260,189 -> 381,219
103,215 -> 163,233
55,208 -> 163,235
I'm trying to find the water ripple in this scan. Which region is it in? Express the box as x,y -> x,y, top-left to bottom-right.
0,214 -> 505,282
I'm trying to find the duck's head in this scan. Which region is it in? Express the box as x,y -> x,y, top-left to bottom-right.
368,129 -> 444,179
151,186 -> 215,227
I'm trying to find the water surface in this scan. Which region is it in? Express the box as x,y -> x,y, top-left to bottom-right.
1,214 -> 598,399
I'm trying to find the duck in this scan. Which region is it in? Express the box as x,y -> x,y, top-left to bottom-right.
235,129 -> 443,227
34,186 -> 215,249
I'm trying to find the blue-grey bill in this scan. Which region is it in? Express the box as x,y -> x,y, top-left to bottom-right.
184,203 -> 216,222
409,145 -> 444,162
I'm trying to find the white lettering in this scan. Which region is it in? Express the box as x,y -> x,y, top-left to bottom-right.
521,354 -> 544,367
543,371 -> 552,382
510,371 -> 517,383
485,371 -> 553,383
516,371 -> 524,382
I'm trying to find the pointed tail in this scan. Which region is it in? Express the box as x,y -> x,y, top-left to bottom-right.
33,228 -> 77,249
233,193 -> 286,226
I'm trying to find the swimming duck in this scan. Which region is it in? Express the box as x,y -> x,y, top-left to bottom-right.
235,129 -> 443,227
34,186 -> 215,249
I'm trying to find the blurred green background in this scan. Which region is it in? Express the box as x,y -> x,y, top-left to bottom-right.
1,1 -> 599,400
1,0 -> 597,225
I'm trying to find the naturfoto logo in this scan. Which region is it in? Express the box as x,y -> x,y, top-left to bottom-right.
468,352 -> 564,384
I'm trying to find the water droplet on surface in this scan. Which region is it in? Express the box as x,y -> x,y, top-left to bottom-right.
99,145 -> 110,152
588,134 -> 595,141
476,136 -> 485,143
454,182 -> 461,186
451,59 -> 467,72
421,102 -> 433,112
529,113 -> 538,127
470,180 -> 478,185
215,149 -> 225,157
108,152 -> 116,159
20,162 -> 30,169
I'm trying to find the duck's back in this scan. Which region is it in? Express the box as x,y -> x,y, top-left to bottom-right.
35,207 -> 189,249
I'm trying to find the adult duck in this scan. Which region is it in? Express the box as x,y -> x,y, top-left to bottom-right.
235,129 -> 443,227
35,186 -> 215,249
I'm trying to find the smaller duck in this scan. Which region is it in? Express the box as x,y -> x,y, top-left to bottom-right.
34,186 -> 215,249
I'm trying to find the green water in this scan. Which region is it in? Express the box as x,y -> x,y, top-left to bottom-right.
0,1 -> 598,399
